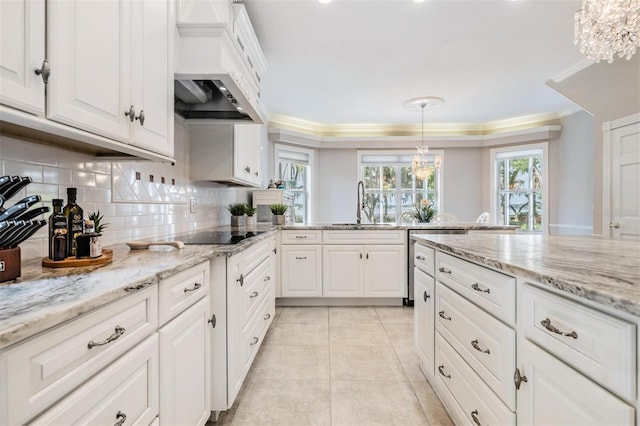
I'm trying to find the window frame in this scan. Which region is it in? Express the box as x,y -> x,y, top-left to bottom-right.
489,142 -> 548,234
357,149 -> 443,223
274,144 -> 315,224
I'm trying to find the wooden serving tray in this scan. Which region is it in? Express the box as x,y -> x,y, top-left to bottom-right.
42,249 -> 113,268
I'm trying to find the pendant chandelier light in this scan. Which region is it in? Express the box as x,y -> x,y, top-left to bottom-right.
404,97 -> 444,181
574,0 -> 640,63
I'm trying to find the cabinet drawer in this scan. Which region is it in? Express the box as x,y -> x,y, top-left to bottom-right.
281,230 -> 322,244
241,291 -> 272,372
242,257 -> 271,325
2,286 -> 158,425
244,237 -> 271,274
323,230 -> 405,245
31,334 -> 159,426
434,333 -> 515,426
414,243 -> 434,276
436,252 -> 515,325
521,284 -> 636,401
436,283 -> 516,409
159,261 -> 209,326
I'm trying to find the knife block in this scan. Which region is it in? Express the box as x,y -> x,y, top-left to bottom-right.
0,246 -> 20,283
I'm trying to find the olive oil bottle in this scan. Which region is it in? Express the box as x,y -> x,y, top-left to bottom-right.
48,199 -> 67,260
63,188 -> 84,257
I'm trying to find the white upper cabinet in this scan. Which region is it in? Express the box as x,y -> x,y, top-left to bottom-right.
0,0 -> 45,115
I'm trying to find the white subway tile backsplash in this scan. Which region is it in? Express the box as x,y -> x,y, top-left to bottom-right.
4,160 -> 43,183
72,170 -> 96,187
43,167 -> 72,185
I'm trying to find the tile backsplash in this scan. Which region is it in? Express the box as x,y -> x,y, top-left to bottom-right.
0,123 -> 251,260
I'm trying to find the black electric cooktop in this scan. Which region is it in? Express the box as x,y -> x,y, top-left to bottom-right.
174,230 -> 267,245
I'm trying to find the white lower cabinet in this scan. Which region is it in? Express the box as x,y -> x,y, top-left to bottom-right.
32,334 -> 159,426
414,267 -> 435,377
159,296 -> 211,426
516,338 -> 634,425
281,244 -> 322,297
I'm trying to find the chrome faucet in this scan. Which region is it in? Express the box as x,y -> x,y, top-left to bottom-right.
356,180 -> 365,224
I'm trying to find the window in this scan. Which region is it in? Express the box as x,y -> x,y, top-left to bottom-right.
491,144 -> 547,232
358,151 -> 442,223
275,145 -> 313,223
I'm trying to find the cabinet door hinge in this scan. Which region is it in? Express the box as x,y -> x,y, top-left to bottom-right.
208,314 -> 217,328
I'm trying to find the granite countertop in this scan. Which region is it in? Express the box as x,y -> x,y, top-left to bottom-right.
0,226 -> 277,350
282,223 -> 518,231
413,234 -> 640,317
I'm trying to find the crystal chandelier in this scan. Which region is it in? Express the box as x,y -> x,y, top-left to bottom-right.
575,0 -> 640,63
404,97 -> 444,181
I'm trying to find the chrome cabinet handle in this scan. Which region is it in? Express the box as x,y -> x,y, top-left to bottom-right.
34,59 -> 50,84
272,247 -> 277,254
135,109 -> 145,126
254,171 -> 259,177
415,255 -> 425,260
208,314 -> 216,328
184,282 -> 202,293
250,291 -> 259,298
514,368 -> 528,390
366,253 -> 369,259
244,166 -> 251,173
609,222 -> 621,229
114,411 -> 127,426
250,336 -> 259,345
540,318 -> 578,339
295,235 -> 307,239
237,273 -> 244,286
423,290 -> 430,302
295,256 -> 307,260
438,267 -> 451,274
471,410 -> 481,426
438,365 -> 451,379
438,311 -> 451,321
124,105 -> 135,122
471,339 -> 490,354
264,276 -> 271,281
264,313 -> 271,320
471,283 -> 490,294
88,326 -> 125,349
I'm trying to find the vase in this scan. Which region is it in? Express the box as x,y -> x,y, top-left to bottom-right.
231,215 -> 246,228
272,214 -> 285,225
246,215 -> 256,228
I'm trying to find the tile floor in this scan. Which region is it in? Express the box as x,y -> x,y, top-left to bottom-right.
214,306 -> 453,426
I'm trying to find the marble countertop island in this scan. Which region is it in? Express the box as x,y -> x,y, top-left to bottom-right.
282,223 -> 517,231
0,227 -> 277,350
413,234 -> 640,317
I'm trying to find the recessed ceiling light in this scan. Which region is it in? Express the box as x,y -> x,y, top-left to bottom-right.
237,106 -> 244,111
219,86 -> 227,91
318,0 -> 332,4
413,0 -> 427,3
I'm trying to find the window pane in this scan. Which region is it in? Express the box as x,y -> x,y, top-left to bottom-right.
400,167 -> 413,189
363,166 -> 380,189
382,167 -> 396,190
498,160 -> 506,190
533,192 -> 542,230
508,193 -> 529,230
400,191 -> 415,212
363,192 -> 381,223
509,158 -> 530,190
379,191 -> 396,223
532,157 -> 542,190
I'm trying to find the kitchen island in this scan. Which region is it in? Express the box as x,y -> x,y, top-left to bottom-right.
411,233 -> 640,426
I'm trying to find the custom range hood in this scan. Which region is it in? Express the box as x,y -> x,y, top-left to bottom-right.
175,3 -> 267,123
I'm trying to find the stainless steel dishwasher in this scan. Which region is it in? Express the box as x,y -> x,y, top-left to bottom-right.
405,228 -> 466,306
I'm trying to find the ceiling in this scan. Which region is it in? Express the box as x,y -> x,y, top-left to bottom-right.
243,0 -> 588,128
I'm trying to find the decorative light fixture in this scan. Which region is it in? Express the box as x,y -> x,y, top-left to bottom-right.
574,0 -> 640,63
403,97 -> 444,181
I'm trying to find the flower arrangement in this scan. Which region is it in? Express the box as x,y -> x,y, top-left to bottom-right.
412,199 -> 437,223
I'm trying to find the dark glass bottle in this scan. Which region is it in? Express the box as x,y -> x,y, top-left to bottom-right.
63,188 -> 84,257
48,199 -> 67,260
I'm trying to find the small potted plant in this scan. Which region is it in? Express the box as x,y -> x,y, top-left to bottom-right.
412,200 -> 437,223
87,211 -> 109,257
270,203 -> 288,225
245,204 -> 257,227
228,203 -> 247,228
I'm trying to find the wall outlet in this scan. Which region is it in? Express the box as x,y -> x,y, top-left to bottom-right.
190,197 -> 198,213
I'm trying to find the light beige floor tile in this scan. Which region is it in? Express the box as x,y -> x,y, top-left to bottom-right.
331,380 -> 430,426
384,323 -> 415,347
231,379 -> 331,426
411,379 -> 454,426
253,345 -> 330,380
330,345 -> 407,381
375,306 -> 414,325
278,306 -> 328,324
329,306 -> 380,325
265,322 -> 329,346
394,345 -> 427,381
329,324 -> 391,346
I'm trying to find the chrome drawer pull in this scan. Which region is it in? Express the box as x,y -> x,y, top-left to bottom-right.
540,318 -> 578,339
423,290 -> 430,302
438,311 -> 451,321
438,267 -> 451,274
114,411 -> 127,426
514,368 -> 528,390
264,276 -> 271,281
438,365 -> 451,379
471,339 -> 491,354
88,326 -> 126,349
471,410 -> 481,426
471,283 -> 490,294
264,313 -> 271,320
250,336 -> 259,345
415,255 -> 425,260
236,273 -> 244,286
184,282 -> 202,293
295,256 -> 307,260
295,235 -> 308,239
250,291 -> 259,298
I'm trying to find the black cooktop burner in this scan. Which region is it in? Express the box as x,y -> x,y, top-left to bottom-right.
175,230 -> 267,245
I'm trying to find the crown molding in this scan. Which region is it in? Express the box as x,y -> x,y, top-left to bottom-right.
550,58 -> 596,83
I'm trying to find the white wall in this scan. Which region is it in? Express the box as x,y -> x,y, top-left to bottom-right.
316,149 -> 358,223
548,110 -> 594,235
0,122 -> 251,260
441,148 -> 484,222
